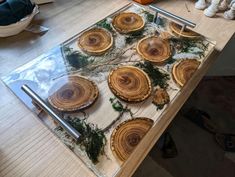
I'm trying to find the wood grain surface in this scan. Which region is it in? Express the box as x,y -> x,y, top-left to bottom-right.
0,0 -> 234,177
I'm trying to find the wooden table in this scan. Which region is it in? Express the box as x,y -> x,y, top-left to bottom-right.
0,0 -> 234,177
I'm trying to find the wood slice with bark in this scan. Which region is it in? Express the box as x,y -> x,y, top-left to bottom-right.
172,59 -> 201,87
108,66 -> 152,102
169,22 -> 200,38
48,75 -> 99,112
78,28 -> 113,55
111,117 -> 154,162
112,12 -> 145,34
152,88 -> 170,110
137,36 -> 171,64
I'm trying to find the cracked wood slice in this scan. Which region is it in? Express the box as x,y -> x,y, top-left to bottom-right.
108,66 -> 152,102
112,12 -> 145,34
172,59 -> 201,87
78,28 -> 113,55
152,88 -> 170,109
169,22 -> 200,38
137,36 -> 171,64
111,118 -> 154,162
48,75 -> 99,112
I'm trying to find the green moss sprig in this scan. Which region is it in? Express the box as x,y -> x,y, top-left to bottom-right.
66,117 -> 106,164
97,19 -> 113,32
135,61 -> 170,89
143,10 -> 154,23
156,104 -> 165,110
109,97 -> 133,115
63,47 -> 92,69
102,97 -> 133,132
109,97 -> 124,112
125,30 -> 145,44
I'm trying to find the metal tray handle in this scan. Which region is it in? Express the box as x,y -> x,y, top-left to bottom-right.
149,5 -> 196,30
21,84 -> 81,141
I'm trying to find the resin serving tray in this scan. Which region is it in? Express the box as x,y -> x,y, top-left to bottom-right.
2,3 -> 216,177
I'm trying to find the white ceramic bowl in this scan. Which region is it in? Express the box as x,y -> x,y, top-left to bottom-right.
0,5 -> 39,37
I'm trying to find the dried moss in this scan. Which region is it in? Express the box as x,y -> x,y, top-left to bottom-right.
63,47 -> 91,69
67,117 -> 106,164
135,61 -> 170,89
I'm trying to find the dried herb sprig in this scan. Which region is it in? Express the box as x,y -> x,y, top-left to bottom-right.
97,19 -> 113,32
135,61 -> 170,89
66,117 -> 106,164
63,47 -> 92,69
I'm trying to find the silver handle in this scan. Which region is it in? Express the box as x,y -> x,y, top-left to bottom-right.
21,84 -> 81,141
149,5 -> 196,28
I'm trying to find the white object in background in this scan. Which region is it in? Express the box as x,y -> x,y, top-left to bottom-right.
195,0 -> 208,10
224,0 -> 235,19
0,5 -> 39,37
33,0 -> 54,5
218,0 -> 230,10
204,0 -> 220,17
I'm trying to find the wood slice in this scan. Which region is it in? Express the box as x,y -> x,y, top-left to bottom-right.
136,36 -> 171,64
112,12 -> 145,34
169,22 -> 200,38
111,118 -> 154,161
78,28 -> 113,55
108,66 -> 152,102
152,88 -> 170,109
48,76 -> 99,112
172,59 -> 201,87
